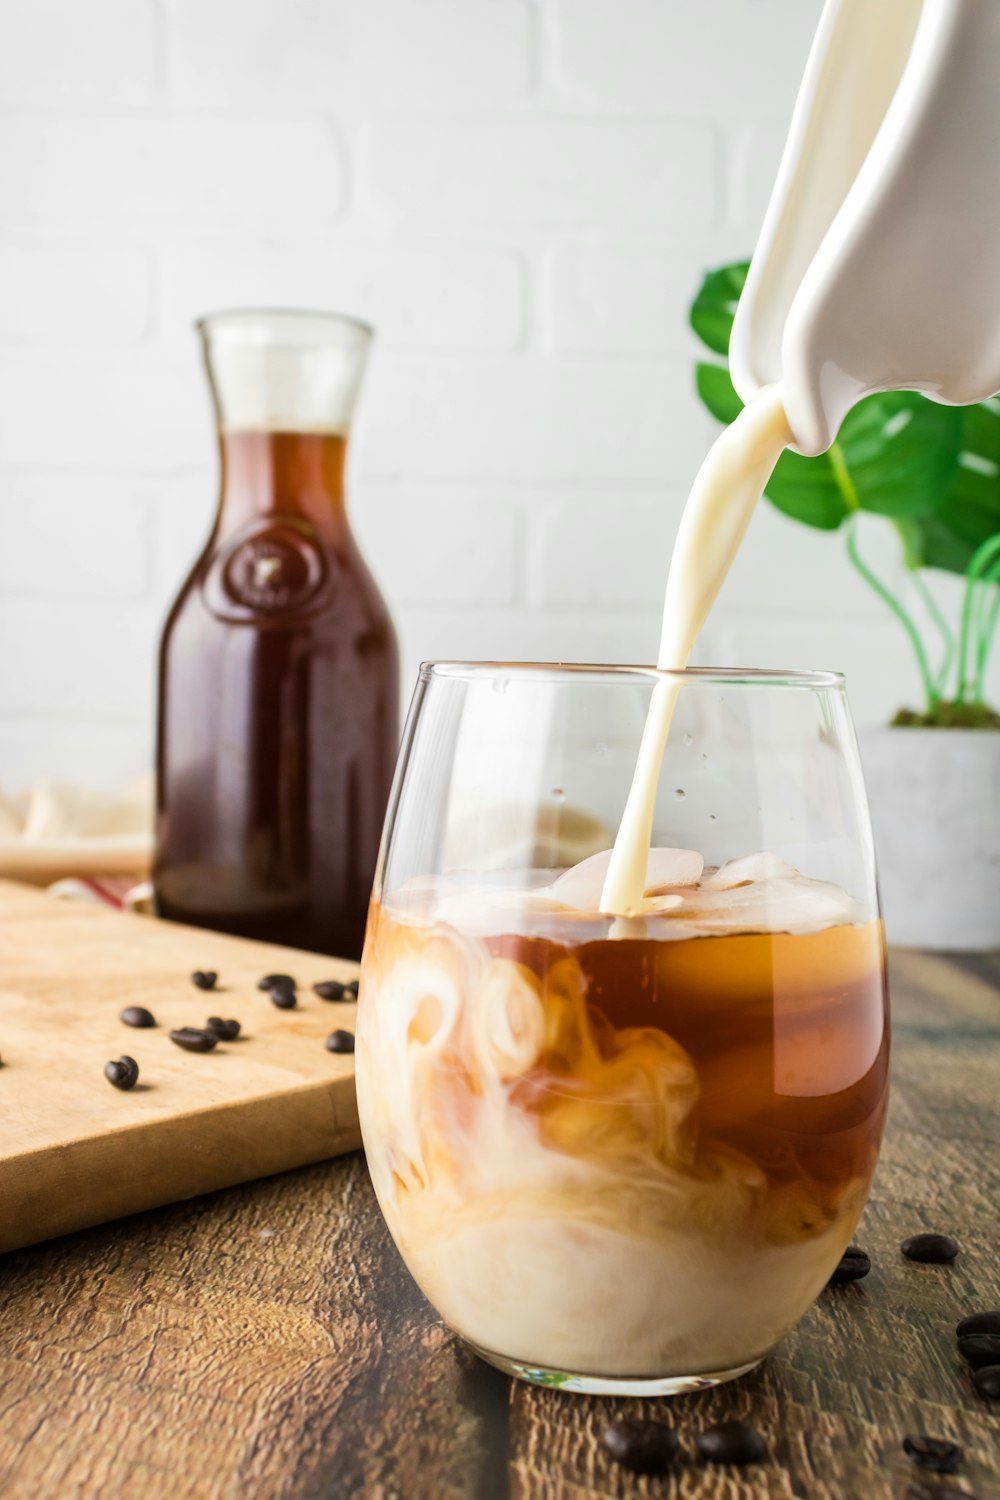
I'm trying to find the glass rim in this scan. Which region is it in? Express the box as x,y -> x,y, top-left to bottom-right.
194,307 -> 375,348
420,661 -> 846,689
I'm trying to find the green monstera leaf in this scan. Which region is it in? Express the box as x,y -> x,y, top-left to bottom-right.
690,261 -> 749,356
897,400 -> 1000,573
690,261 -> 991,574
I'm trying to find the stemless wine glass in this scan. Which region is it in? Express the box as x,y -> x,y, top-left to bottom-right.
356,664 -> 890,1396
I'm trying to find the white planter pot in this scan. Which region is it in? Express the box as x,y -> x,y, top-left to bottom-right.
859,726 -> 1000,951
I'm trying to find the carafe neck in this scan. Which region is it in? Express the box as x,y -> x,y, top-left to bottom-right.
216,429 -> 352,541
197,309 -> 371,544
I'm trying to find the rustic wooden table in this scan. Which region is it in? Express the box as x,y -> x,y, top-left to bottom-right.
1,948 -> 998,1500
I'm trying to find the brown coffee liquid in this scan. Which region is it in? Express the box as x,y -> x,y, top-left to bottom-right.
155,430 -> 398,959
366,899 -> 889,1232
487,919 -> 890,1208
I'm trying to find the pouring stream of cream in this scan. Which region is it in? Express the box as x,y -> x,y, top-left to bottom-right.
600,384 -> 792,916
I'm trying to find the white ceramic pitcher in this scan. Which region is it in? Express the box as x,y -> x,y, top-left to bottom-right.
731,0 -> 1000,457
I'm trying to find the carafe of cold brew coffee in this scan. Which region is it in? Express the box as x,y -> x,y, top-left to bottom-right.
154,310 -> 398,960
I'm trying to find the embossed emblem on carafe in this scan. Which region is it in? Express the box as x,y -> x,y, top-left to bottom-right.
204,518 -> 328,622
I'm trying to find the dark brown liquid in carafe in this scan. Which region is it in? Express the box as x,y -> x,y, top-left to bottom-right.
155,429 -> 398,959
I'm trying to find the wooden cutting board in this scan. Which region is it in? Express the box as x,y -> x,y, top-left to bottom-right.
0,879 -> 362,1255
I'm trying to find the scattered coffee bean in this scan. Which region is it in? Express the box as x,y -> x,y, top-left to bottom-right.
204,1017 -> 241,1041
345,979 -> 360,997
325,1030 -> 355,1054
105,1056 -> 139,1090
827,1245 -> 871,1285
958,1333 -> 1000,1369
314,980 -> 346,1001
600,1419 -> 679,1475
696,1420 -> 766,1466
191,970 -> 218,991
903,1436 -> 963,1475
957,1310 -> 1000,1339
906,1483 -> 977,1500
972,1364 -> 1000,1399
901,1233 -> 960,1264
259,973 -> 295,993
120,1005 -> 156,1029
269,987 -> 297,1010
169,1027 -> 218,1053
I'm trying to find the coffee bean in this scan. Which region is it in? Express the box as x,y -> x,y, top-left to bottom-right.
191,970 -> 218,991
169,1027 -> 218,1053
958,1333 -> 1000,1369
269,988 -> 297,1010
827,1245 -> 871,1285
906,1483 -> 977,1500
205,1017 -> 241,1041
314,980 -> 346,1001
600,1419 -> 679,1475
696,1420 -> 766,1466
345,979 -> 360,997
957,1310 -> 1000,1339
903,1436 -> 963,1474
971,1364 -> 1000,1400
259,973 -> 296,993
325,1030 -> 355,1054
972,1364 -> 1000,1399
120,1005 -> 156,1029
901,1233 -> 960,1264
105,1056 -> 139,1090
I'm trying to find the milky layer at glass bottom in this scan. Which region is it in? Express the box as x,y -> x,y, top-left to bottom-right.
355,854 -> 889,1386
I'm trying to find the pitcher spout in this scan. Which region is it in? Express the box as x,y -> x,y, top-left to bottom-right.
731,0 -> 1000,456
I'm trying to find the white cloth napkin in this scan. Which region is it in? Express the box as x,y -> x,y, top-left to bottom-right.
0,776 -> 154,884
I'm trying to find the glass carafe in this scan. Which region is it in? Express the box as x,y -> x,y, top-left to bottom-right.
154,310 -> 398,959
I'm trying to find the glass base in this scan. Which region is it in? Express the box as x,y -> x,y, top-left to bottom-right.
466,1341 -> 763,1396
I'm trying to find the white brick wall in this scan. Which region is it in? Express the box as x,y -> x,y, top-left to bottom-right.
0,0 -> 987,790
0,0 -> 157,106
166,0 -> 534,109
363,117 -> 718,231
0,242 -> 151,342
0,119 -> 346,221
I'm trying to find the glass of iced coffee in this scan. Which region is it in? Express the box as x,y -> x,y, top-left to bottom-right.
355,664 -> 889,1394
